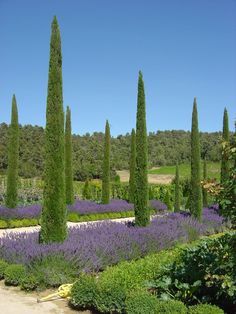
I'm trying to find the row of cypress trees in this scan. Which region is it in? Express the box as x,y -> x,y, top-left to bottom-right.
4,16 -> 232,242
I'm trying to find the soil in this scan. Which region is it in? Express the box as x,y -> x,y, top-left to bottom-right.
116,170 -> 174,184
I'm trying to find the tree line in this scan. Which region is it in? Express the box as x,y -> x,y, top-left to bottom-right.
0,123 -> 230,180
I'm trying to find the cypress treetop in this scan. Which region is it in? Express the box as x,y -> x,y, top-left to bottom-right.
102,120 -> 111,204
134,71 -> 149,226
40,16 -> 67,243
174,163 -> 180,212
65,106 -> 74,205
190,97 -> 202,220
6,95 -> 19,208
129,128 -> 136,203
221,107 -> 230,183
202,158 -> 208,207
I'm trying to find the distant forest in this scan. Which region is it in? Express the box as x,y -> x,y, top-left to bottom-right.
0,123 -> 232,180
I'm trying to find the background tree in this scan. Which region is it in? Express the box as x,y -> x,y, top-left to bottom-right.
190,98 -> 202,220
134,71 -> 149,226
82,179 -> 91,200
65,106 -> 74,204
174,163 -> 180,212
164,189 -> 172,211
101,120 -> 110,204
129,128 -> 136,203
202,159 -> 208,207
5,95 -> 19,208
40,16 -> 67,243
221,108 -> 230,184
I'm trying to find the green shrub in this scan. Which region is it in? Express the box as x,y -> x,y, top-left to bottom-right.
70,274 -> 97,309
0,259 -> 9,279
0,220 -> 8,228
188,304 -> 224,314
4,264 -> 26,286
29,255 -> 77,288
125,290 -> 159,314
155,300 -> 187,314
20,274 -> 39,291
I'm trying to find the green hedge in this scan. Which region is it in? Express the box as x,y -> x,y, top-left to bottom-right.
188,304 -> 224,314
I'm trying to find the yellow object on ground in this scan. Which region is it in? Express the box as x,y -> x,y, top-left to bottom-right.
37,283 -> 73,303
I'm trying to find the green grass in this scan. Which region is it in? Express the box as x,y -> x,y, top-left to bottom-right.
148,162 -> 220,180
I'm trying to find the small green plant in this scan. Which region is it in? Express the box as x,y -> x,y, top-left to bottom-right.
4,264 -> 26,286
125,289 -> 159,314
20,274 -> 39,291
0,259 -> 9,279
70,274 -> 97,309
155,299 -> 187,314
188,303 -> 224,314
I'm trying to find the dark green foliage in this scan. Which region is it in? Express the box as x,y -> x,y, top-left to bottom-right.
188,304 -> 224,314
70,274 -> 98,309
190,98 -> 202,220
65,106 -> 74,204
102,120 -> 111,204
5,95 -> 19,208
28,255 -> 77,288
134,71 -> 149,226
202,159 -> 208,207
174,163 -> 180,212
221,108 -> 230,184
4,264 -> 26,286
114,174 -> 121,183
129,128 -> 136,203
155,300 -> 187,314
40,17 -> 67,243
125,290 -> 159,314
82,179 -> 91,200
0,259 -> 9,279
164,190 -> 172,211
150,233 -> 236,313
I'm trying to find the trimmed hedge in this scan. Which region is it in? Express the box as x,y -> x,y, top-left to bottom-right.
125,290 -> 161,314
155,300 -> 187,314
188,304 -> 224,314
4,264 -> 26,286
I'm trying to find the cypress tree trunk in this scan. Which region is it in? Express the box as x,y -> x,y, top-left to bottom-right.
65,106 -> 74,205
202,158 -> 208,207
134,71 -> 149,226
221,108 -> 230,184
101,120 -> 110,204
40,17 -> 67,243
129,129 -> 136,203
190,98 -> 202,220
5,95 -> 19,208
174,163 -> 180,212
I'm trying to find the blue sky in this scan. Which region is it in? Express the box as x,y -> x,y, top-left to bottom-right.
0,0 -> 235,135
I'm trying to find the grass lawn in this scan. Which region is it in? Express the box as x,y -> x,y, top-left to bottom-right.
148,162 -> 221,180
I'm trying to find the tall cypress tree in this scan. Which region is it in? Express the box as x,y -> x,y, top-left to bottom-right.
40,16 -> 67,243
102,120 -> 110,204
190,98 -> 202,220
129,128 -> 136,203
65,106 -> 74,205
134,71 -> 149,226
174,163 -> 180,212
221,108 -> 230,184
202,158 -> 208,207
5,95 -> 19,208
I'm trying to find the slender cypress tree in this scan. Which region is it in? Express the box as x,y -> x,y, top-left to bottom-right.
102,120 -> 110,204
164,190 -> 172,211
129,129 -> 136,203
174,163 -> 180,212
221,108 -> 230,184
190,98 -> 202,220
5,95 -> 19,208
40,17 -> 67,243
202,158 -> 208,207
65,106 -> 74,205
134,71 -> 149,226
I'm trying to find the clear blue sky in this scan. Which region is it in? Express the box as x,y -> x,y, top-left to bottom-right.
0,0 -> 235,135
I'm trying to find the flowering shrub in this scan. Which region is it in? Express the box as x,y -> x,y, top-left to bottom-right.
0,208 -> 226,273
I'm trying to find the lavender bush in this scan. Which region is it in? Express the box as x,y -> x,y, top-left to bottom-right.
0,208 -> 226,273
0,199 -> 167,220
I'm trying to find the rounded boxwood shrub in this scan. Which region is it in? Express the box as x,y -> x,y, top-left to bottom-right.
20,274 -> 39,291
0,259 -> 9,279
155,300 -> 187,314
4,264 -> 26,286
125,290 -> 159,314
70,274 -> 97,309
188,304 -> 224,314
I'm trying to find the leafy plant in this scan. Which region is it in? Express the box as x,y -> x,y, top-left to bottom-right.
188,303 -> 224,314
4,264 -> 26,286
125,289 -> 159,314
0,259 -> 8,279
